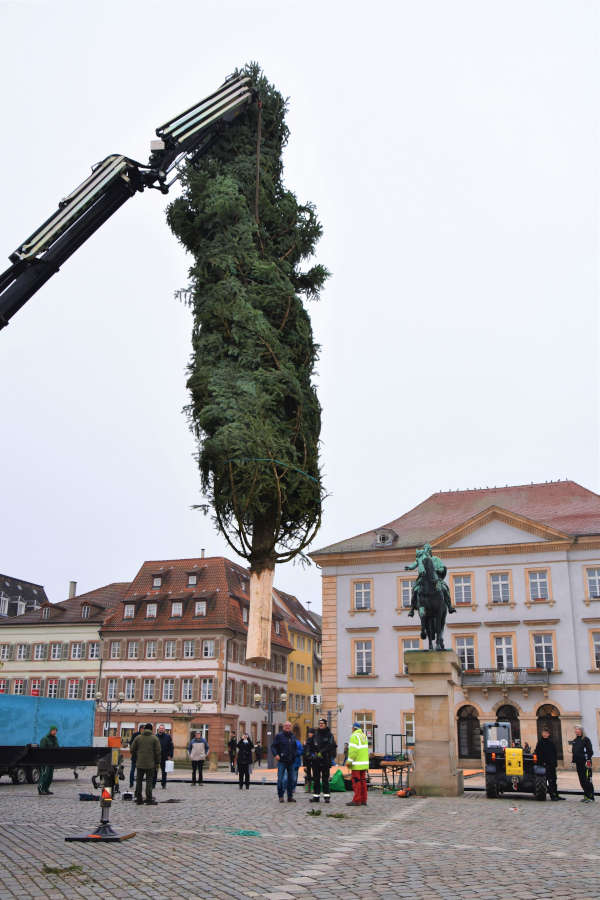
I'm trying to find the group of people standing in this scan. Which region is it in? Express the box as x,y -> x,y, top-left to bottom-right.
128,723 -> 174,805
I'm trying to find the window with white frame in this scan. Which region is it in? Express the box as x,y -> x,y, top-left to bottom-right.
275,620 -> 280,635
404,711 -> 415,745
202,639 -> 215,658
16,644 -> 27,660
152,575 -> 162,589
30,678 -> 42,695
455,636 -> 476,670
353,581 -> 372,610
528,570 -> 549,601
16,600 -> 25,616
146,640 -> 157,659
201,678 -> 213,701
110,641 -> 120,659
42,607 -> 49,619
593,632 -> 600,669
402,638 -> 420,674
307,665 -> 311,683
88,642 -> 99,659
71,642 -> 83,660
494,635 -> 514,670
587,568 -> 600,599
226,679 -> 233,704
67,679 -> 80,699
182,678 -> 193,702
124,678 -> 135,700
47,679 -> 58,698
242,606 -> 248,624
0,645 -> 9,660
50,642 -> 61,660
13,679 -> 25,695
143,679 -> 155,701
533,633 -> 554,670
289,661 -> 294,679
0,596 -> 7,616
106,678 -> 118,700
146,602 -> 157,618
195,600 -> 207,617
354,640 -> 373,676
400,578 -> 415,608
353,711 -> 375,748
453,575 -> 472,605
297,694 -> 305,712
34,644 -> 45,660
85,679 -> 97,700
0,679 -> 7,693
162,679 -> 175,701
124,604 -> 135,619
127,641 -> 138,659
171,601 -> 183,617
184,640 -> 194,659
164,640 -> 176,659
81,605 -> 90,619
188,573 -> 197,587
490,573 -> 510,604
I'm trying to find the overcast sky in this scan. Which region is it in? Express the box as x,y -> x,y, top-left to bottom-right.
1,0 -> 598,612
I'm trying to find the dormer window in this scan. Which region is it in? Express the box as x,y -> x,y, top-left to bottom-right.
16,600 -> 25,616
275,620 -> 280,635
81,605 -> 90,619
242,607 -> 248,624
188,573 -> 197,586
195,600 -> 207,617
146,602 -> 157,618
171,601 -> 183,617
42,606 -> 50,619
124,604 -> 135,619
152,575 -> 162,589
374,528 -> 395,547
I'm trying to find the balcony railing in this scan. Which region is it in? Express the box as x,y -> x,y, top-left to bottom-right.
461,667 -> 550,687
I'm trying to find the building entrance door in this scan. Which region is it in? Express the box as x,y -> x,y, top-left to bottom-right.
496,704 -> 520,743
537,704 -> 563,759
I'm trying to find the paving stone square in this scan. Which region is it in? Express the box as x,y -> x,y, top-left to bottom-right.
0,771 -> 598,899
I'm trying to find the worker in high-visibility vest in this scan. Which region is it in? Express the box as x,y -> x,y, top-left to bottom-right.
346,722 -> 369,806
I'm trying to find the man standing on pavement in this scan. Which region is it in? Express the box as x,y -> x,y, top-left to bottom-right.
346,722 -> 369,807
131,723 -> 161,805
535,725 -> 560,800
271,721 -> 299,803
129,724 -> 144,789
572,725 -> 595,802
188,731 -> 209,786
38,725 -> 58,796
308,718 -> 337,804
155,725 -> 174,790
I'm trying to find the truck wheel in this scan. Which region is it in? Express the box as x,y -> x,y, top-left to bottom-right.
11,768 -> 28,785
534,777 -> 547,801
485,778 -> 498,799
26,768 -> 40,784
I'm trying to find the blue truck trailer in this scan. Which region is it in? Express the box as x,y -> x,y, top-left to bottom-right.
0,694 -> 104,784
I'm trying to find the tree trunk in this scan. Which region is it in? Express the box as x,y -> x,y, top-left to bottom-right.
246,568 -> 274,664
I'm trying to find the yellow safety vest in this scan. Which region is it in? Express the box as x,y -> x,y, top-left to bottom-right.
347,728 -> 370,770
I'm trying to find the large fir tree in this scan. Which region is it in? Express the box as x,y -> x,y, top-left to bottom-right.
167,65 -> 328,661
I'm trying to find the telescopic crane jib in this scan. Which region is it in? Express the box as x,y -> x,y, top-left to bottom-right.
0,74 -> 255,329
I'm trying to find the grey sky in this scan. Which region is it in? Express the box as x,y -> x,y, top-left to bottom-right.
1,0 -> 598,612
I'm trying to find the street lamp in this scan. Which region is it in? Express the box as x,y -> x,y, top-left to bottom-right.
254,690 -> 287,767
95,690 -> 125,738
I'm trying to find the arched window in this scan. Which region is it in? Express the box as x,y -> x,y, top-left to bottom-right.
536,704 -> 563,759
457,705 -> 481,759
496,704 -> 520,743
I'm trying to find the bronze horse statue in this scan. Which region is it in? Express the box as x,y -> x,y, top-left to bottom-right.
416,555 -> 447,651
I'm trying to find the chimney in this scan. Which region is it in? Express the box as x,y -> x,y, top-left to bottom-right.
201,549 -> 205,559
68,581 -> 77,598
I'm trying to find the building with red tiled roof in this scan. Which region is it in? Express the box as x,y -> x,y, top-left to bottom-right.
274,589 -> 322,735
311,481 -> 600,769
100,556 -> 292,760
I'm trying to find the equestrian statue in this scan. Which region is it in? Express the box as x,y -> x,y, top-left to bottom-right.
405,543 -> 455,650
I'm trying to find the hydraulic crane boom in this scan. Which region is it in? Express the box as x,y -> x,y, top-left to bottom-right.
0,75 -> 255,329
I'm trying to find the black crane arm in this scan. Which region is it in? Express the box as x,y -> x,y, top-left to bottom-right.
0,75 -> 254,329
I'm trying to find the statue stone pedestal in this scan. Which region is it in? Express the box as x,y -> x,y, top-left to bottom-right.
406,650 -> 464,797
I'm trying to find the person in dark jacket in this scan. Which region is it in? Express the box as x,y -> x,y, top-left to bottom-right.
129,725 -> 144,788
38,725 -> 59,795
131,723 -> 161,805
237,733 -> 254,790
154,725 -> 174,789
254,741 -> 263,766
535,726 -> 560,800
307,718 -> 337,804
572,725 -> 595,802
271,721 -> 299,803
228,736 -> 237,773
303,728 -> 316,791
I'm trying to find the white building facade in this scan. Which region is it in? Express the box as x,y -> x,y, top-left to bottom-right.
312,482 -> 600,768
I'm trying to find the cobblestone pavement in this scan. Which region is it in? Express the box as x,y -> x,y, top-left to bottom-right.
0,773 -> 598,899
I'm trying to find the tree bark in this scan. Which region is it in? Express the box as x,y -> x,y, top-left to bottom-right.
246,568 -> 274,664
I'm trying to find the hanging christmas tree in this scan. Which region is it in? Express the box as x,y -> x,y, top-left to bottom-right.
167,64 -> 328,662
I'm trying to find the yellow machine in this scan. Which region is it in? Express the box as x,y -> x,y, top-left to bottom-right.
504,747 -> 524,776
